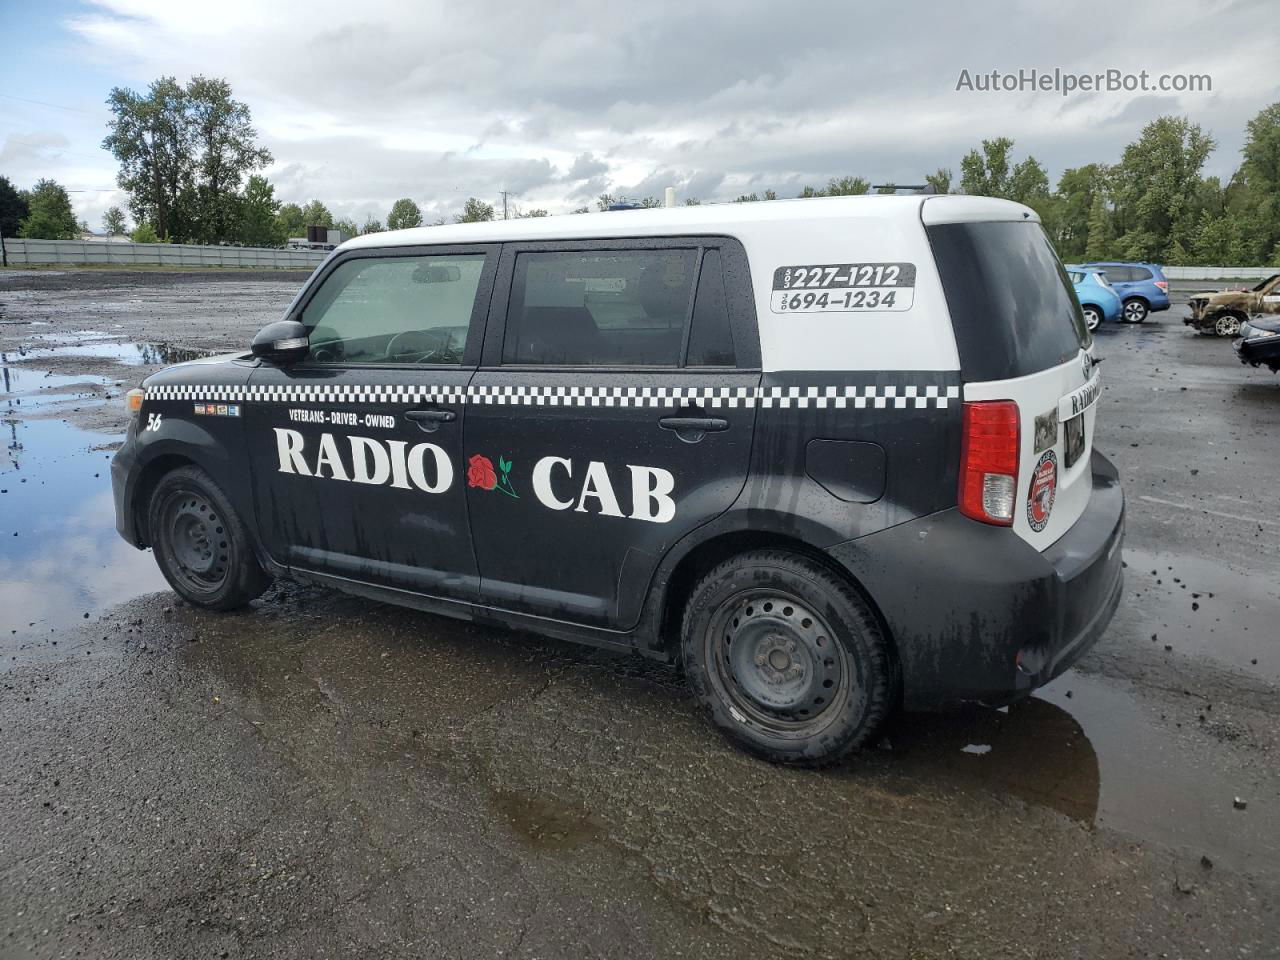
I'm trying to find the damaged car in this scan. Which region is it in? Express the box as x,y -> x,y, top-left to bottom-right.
1234,316 -> 1280,373
1186,273 -> 1280,337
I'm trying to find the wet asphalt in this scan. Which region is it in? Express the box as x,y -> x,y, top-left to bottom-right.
1,269 -> 1278,959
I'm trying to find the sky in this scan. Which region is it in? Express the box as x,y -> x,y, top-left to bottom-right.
2,0 -> 1278,232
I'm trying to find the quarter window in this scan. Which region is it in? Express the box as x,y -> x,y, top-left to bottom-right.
503,249 -> 697,366
687,249 -> 736,366
301,254 -> 486,364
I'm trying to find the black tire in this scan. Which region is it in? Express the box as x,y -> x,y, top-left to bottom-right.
146,465 -> 270,610
1122,298 -> 1149,323
681,550 -> 894,766
1081,305 -> 1103,332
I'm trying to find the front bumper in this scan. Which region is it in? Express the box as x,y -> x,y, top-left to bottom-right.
111,426 -> 143,546
826,449 -> 1124,710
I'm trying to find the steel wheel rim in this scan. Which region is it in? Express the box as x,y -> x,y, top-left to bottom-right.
161,490 -> 230,594
1216,314 -> 1240,336
705,589 -> 851,737
1124,301 -> 1145,322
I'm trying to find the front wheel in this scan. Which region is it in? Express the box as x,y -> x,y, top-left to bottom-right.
147,465 -> 270,610
1214,312 -> 1244,337
681,550 -> 894,766
1082,305 -> 1103,332
1122,298 -> 1149,323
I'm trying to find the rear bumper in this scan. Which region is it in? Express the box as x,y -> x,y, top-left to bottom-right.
826,449 -> 1124,710
1234,336 -> 1280,371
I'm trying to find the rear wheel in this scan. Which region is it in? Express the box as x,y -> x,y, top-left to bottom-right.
1081,305 -> 1103,331
147,465 -> 270,610
1214,312 -> 1244,337
681,550 -> 893,766
1122,298 -> 1149,323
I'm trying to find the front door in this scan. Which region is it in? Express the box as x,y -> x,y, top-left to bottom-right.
246,245 -> 497,598
463,239 -> 760,629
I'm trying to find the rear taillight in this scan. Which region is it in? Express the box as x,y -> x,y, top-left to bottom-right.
959,400 -> 1020,526
1154,281 -> 1168,292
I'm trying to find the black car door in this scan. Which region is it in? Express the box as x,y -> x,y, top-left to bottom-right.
246,244 -> 497,598
463,238 -> 761,629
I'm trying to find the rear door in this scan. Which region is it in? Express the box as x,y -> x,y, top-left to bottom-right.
463,238 -> 760,628
246,245 -> 497,596
926,216 -> 1098,547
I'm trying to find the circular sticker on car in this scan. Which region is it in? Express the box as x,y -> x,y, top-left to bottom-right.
1027,450 -> 1058,533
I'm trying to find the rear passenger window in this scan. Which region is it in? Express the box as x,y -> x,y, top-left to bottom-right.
1130,267 -> 1152,281
1103,266 -> 1132,282
504,249 -> 696,366
687,250 -> 736,366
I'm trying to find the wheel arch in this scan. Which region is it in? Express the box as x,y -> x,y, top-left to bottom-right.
649,529 -> 902,695
131,452 -> 199,546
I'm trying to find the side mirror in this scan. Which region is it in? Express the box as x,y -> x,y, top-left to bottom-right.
251,319 -> 309,364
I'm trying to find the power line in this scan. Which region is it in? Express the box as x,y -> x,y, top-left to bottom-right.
0,92 -> 96,115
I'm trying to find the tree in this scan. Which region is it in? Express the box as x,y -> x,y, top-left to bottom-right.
1110,115 -> 1214,262
360,216 -> 384,234
17,179 -> 79,239
131,222 -> 160,243
960,137 -> 1014,197
386,198 -> 423,230
1233,102 -> 1280,263
239,175 -> 283,247
799,176 -> 869,198
0,176 -> 30,238
570,206 -> 590,214
103,75 -> 271,243
332,217 -> 358,237
517,208 -> 549,218
275,202 -> 306,239
300,200 -> 333,228
1055,164 -> 1110,260
103,206 -> 128,236
1083,193 -> 1112,262
683,198 -> 702,205
733,193 -> 761,202
875,182 -> 897,195
456,197 -> 495,222
186,76 -> 271,243
924,168 -> 952,195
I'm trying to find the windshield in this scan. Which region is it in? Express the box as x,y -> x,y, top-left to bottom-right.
927,220 -> 1091,381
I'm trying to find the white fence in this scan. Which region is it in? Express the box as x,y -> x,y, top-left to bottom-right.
1162,265 -> 1277,281
0,237 -> 327,269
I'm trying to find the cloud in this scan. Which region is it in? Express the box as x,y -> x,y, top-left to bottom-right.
3,0 -> 1270,221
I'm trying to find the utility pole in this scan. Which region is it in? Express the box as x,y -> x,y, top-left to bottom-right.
500,190 -> 510,221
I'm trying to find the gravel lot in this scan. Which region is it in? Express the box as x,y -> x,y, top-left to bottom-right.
2,268 -> 1278,959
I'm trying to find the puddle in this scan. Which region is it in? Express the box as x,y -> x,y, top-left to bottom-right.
884,671 -> 1279,878
1123,546 -> 1278,683
0,414 -> 169,656
5,339 -> 211,366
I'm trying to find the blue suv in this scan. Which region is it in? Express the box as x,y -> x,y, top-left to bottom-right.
1065,266 -> 1122,331
1078,262 -> 1170,323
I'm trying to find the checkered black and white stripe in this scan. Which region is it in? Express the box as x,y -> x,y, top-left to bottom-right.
145,382 -> 961,409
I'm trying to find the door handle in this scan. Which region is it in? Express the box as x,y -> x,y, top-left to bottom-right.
405,409 -> 456,432
659,416 -> 729,433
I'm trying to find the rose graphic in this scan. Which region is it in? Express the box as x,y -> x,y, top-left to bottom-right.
467,454 -> 497,491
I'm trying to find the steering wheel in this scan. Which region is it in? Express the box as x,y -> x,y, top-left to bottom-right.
385,329 -> 450,363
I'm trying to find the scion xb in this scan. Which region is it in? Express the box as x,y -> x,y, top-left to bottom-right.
112,196 -> 1124,766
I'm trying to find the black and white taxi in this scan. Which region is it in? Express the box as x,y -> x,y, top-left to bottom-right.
112,196 -> 1123,765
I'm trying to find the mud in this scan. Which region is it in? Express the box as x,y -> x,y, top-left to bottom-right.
1,270 -> 1278,958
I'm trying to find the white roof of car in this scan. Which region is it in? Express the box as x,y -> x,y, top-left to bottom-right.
340,195 -> 1038,251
